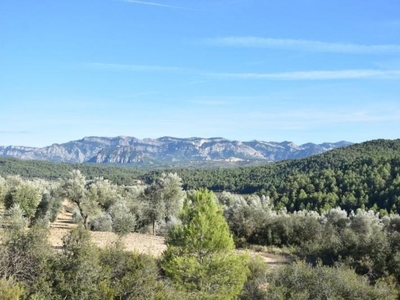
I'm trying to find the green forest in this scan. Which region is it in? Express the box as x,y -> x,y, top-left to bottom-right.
1,138 -> 400,299
174,139 -> 400,213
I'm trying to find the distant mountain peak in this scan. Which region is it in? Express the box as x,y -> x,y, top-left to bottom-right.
0,136 -> 352,165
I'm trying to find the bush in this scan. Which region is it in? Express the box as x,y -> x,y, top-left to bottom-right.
33,190 -> 63,223
240,255 -> 269,300
99,244 -> 166,299
108,200 -> 136,236
90,213 -> 113,232
4,182 -> 41,221
51,226 -> 109,299
4,204 -> 28,233
71,207 -> 83,223
0,277 -> 25,300
0,220 -> 53,297
266,260 -> 397,300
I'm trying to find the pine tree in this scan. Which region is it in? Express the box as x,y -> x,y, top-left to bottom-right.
161,189 -> 249,300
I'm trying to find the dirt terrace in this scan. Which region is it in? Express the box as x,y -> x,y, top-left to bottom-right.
49,200 -> 288,265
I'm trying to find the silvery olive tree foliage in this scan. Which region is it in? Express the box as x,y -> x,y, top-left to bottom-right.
0,175 -> 63,231
62,170 -> 146,235
120,185 -> 145,218
108,200 -> 136,236
220,192 -> 274,246
265,260 -> 397,300
4,180 -> 42,221
89,212 -> 113,232
34,184 -> 63,223
141,173 -> 185,235
87,177 -> 121,211
61,170 -> 102,229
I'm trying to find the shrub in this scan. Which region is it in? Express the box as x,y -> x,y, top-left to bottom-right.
108,200 -> 136,236
0,277 -> 25,300
90,213 -> 113,232
265,260 -> 397,300
4,182 -> 41,221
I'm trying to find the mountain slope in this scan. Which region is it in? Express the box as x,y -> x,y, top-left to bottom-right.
0,136 -> 352,164
171,139 -> 400,212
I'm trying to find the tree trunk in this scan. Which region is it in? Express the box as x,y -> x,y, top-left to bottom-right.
83,215 -> 89,230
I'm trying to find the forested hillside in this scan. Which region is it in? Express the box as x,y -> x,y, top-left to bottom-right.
2,140 -> 400,298
2,139 -> 400,213
0,157 -> 144,185
170,139 -> 400,213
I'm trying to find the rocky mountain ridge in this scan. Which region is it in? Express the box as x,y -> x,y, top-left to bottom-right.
0,136 -> 352,164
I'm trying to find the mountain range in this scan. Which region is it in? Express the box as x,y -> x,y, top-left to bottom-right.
0,136 -> 352,165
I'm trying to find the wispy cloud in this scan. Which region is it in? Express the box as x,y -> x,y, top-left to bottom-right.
201,37 -> 400,54
222,106 -> 400,136
83,62 -> 184,72
207,69 -> 400,80
121,0 -> 191,10
83,63 -> 400,80
250,109 -> 400,125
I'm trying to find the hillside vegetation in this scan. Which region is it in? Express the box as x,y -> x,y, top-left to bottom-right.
0,157 -> 145,185
2,139 -> 400,298
172,139 -> 400,213
2,139 -> 400,214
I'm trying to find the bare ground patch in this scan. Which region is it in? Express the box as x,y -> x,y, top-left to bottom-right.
48,200 -> 287,264
49,200 -> 166,257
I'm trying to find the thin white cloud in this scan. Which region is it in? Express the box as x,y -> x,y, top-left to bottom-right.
250,110 -> 400,125
222,107 -> 400,135
83,62 -> 184,72
83,63 -> 400,80
121,0 -> 191,10
208,69 -> 400,80
202,37 -> 400,54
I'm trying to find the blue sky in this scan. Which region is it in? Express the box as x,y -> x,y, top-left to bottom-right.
1,0 -> 399,147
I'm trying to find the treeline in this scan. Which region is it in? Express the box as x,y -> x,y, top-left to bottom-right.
0,157 -> 145,185
171,139 -> 400,213
0,171 -> 186,238
2,139 -> 400,214
221,191 -> 400,289
0,176 -> 397,299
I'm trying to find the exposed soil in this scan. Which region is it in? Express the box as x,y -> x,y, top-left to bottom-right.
49,200 -> 289,265
49,200 -> 166,256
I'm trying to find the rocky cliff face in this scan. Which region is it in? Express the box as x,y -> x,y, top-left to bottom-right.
0,136 -> 352,164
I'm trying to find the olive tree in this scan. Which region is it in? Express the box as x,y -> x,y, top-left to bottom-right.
4,181 -> 41,222
141,173 -> 184,235
61,170 -> 101,229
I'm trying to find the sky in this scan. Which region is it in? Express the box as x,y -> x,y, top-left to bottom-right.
1,0 -> 399,147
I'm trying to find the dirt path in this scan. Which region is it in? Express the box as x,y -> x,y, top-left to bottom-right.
49,200 -> 167,256
49,200 -> 288,265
